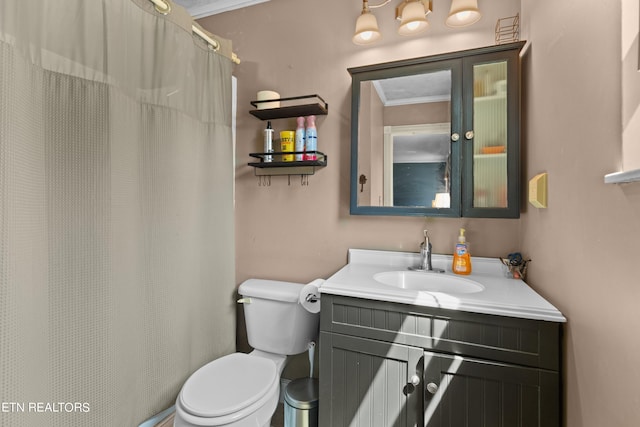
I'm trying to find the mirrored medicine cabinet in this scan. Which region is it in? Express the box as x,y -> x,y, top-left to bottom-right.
349,41 -> 525,218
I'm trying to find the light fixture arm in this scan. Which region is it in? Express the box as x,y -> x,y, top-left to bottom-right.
366,0 -> 393,9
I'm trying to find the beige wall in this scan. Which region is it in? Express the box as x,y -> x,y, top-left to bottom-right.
201,0 -> 640,425
384,101 -> 450,126
200,0 -> 521,282
621,0 -> 640,171
520,1 -> 640,425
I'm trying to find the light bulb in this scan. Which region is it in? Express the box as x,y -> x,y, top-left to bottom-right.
454,11 -> 471,22
406,21 -> 420,31
360,31 -> 373,41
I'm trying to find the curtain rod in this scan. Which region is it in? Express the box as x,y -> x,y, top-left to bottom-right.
149,0 -> 241,64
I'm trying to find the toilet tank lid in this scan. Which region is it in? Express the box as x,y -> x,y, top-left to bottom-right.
239,279 -> 303,302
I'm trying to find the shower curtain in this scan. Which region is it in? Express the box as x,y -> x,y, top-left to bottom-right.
0,1 -> 236,425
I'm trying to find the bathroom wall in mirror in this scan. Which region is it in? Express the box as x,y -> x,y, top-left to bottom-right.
349,42 -> 525,218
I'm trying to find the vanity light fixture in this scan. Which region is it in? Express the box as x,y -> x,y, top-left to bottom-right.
353,0 -> 482,45
445,0 -> 481,27
397,0 -> 430,36
353,0 -> 384,45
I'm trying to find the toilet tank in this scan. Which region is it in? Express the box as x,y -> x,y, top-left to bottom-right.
239,279 -> 320,355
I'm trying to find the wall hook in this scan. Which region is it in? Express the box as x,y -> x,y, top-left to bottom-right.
359,174 -> 368,192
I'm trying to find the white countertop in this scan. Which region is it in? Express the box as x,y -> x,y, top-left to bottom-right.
320,249 -> 566,323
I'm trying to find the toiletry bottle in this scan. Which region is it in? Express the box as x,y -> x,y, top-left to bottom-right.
305,115 -> 317,160
263,121 -> 274,162
295,117 -> 305,161
452,228 -> 472,275
280,130 -> 295,162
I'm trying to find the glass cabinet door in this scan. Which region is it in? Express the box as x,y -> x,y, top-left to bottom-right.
473,60 -> 508,208
462,49 -> 521,218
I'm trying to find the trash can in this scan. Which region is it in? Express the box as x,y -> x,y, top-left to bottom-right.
284,378 -> 319,427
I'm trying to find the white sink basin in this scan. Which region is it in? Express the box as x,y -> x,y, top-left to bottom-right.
373,271 -> 485,294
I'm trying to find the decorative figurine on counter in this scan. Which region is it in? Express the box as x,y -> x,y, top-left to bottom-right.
500,252 -> 531,280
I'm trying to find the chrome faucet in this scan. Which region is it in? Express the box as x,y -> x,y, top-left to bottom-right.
420,229 -> 433,270
414,229 -> 444,273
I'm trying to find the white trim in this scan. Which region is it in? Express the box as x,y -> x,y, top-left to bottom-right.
180,0 -> 270,18
137,405 -> 175,427
604,168 -> 640,184
371,80 -> 451,106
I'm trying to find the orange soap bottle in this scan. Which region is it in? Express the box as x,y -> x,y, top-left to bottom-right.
452,228 -> 472,275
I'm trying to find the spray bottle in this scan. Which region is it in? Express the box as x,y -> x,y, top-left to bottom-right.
295,117 -> 305,161
263,121 -> 274,162
305,115 -> 317,160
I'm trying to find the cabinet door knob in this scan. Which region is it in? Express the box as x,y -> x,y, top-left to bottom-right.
451,133 -> 460,142
465,130 -> 475,140
426,382 -> 439,394
410,375 -> 421,386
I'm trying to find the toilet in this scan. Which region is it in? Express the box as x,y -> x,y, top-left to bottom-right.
173,279 -> 320,427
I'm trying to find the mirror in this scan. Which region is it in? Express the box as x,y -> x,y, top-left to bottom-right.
349,43 -> 523,218
349,57 -> 462,216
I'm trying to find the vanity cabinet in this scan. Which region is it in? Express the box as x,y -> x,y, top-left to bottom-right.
319,294 -> 561,426
320,332 -> 424,426
350,42 -> 525,217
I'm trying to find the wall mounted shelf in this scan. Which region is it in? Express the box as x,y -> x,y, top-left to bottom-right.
248,151 -> 327,176
248,94 -> 328,185
249,94 -> 328,120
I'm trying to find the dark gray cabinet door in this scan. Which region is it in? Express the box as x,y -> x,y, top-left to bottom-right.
460,47 -> 522,218
319,332 -> 424,427
423,352 -> 560,427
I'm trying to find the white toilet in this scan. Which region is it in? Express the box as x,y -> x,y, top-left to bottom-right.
173,279 -> 320,427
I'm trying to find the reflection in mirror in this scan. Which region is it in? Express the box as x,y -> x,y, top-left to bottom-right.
383,124 -> 450,207
357,69 -> 452,209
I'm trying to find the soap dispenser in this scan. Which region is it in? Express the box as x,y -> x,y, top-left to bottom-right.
452,228 -> 472,275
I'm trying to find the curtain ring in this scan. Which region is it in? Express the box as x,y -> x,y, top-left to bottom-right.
151,0 -> 172,15
192,26 -> 221,52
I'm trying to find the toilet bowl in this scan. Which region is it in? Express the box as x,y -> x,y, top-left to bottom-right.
174,352 -> 283,427
173,279 -> 321,427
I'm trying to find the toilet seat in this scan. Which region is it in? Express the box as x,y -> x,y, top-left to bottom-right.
179,353 -> 278,419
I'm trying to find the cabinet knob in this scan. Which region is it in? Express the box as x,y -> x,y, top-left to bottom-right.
465,130 -> 475,140
409,375 -> 421,386
451,133 -> 460,142
426,382 -> 439,395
